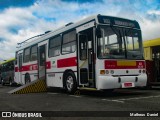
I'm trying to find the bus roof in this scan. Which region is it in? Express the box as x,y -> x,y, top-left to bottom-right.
0,58 -> 15,65
143,38 -> 160,47
16,14 -> 140,51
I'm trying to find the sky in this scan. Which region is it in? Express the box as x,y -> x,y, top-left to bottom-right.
0,0 -> 160,60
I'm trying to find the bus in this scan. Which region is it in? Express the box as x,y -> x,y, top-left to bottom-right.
0,58 -> 15,86
14,14 -> 147,93
143,38 -> 160,86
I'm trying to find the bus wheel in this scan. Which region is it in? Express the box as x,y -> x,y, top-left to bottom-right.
25,74 -> 31,84
64,72 -> 77,94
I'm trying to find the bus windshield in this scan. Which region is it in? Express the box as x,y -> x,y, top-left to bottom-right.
97,26 -> 143,59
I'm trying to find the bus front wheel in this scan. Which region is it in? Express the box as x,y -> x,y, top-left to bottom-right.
64,72 -> 77,94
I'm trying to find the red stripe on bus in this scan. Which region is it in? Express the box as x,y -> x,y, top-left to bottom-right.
104,60 -> 145,69
57,57 -> 77,68
15,61 -> 51,72
23,64 -> 38,71
15,64 -> 38,72
46,61 -> 51,69
15,67 -> 19,72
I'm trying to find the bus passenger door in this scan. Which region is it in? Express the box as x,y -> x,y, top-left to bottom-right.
78,28 -> 95,87
78,34 -> 89,85
38,44 -> 46,79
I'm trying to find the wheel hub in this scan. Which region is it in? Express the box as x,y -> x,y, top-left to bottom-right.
66,76 -> 73,91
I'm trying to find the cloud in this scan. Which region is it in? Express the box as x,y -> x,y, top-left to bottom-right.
140,19 -> 160,40
148,10 -> 160,15
0,0 -> 160,60
0,7 -> 55,60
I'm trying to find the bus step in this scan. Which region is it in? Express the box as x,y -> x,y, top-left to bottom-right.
78,87 -> 97,91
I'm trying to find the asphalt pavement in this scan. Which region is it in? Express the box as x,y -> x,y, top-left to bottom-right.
0,85 -> 160,120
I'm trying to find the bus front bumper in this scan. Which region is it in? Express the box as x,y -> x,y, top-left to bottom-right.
97,74 -> 147,90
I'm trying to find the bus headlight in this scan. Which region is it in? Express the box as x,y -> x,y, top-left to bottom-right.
142,70 -> 146,73
110,70 -> 114,74
106,70 -> 109,74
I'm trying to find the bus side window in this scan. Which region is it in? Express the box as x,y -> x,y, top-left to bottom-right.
10,62 -> 14,70
24,47 -> 30,63
62,30 -> 76,54
49,36 -> 61,57
7,63 -> 10,71
18,54 -> 23,69
31,45 -> 38,61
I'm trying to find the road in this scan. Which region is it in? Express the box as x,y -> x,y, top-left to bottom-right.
0,85 -> 160,120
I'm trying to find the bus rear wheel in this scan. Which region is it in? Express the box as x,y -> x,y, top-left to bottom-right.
64,72 -> 77,94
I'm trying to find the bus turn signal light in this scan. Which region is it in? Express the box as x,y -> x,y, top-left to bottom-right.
100,70 -> 105,75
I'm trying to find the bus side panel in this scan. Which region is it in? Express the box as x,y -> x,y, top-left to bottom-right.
14,65 -> 21,84
21,61 -> 38,84
46,52 -> 77,88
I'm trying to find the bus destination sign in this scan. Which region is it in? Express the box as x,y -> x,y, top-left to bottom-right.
102,18 -> 110,24
114,20 -> 135,28
98,15 -> 137,28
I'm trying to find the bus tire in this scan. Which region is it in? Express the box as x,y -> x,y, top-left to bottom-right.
64,72 -> 77,94
25,73 -> 31,84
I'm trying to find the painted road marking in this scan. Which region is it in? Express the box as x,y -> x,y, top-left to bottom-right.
102,98 -> 124,103
47,91 -> 160,104
69,95 -> 82,98
101,95 -> 160,103
116,95 -> 160,101
111,100 -> 125,103
47,92 -> 82,98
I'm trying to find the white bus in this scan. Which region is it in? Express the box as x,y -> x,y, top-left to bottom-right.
14,14 -> 147,93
